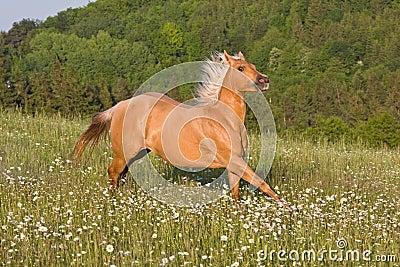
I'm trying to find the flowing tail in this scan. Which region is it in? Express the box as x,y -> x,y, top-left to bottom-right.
71,107 -> 114,162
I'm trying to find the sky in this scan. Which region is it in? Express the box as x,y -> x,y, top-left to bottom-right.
0,0 -> 92,32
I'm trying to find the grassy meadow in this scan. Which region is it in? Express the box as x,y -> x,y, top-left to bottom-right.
0,109 -> 399,266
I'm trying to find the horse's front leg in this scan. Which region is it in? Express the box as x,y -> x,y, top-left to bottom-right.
228,158 -> 292,210
228,171 -> 241,201
227,123 -> 248,201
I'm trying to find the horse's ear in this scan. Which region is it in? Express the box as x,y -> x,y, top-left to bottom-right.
223,50 -> 232,62
238,51 -> 245,60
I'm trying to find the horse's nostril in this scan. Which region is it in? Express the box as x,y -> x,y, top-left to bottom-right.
258,76 -> 269,84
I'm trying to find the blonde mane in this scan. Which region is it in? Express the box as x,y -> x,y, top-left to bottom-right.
195,51 -> 240,101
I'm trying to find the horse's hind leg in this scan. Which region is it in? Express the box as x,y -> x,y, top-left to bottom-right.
228,171 -> 241,201
108,149 -> 151,195
119,149 -> 151,187
108,155 -> 127,194
119,165 -> 129,186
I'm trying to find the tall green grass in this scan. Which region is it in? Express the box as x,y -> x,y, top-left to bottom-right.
1,110 -> 399,266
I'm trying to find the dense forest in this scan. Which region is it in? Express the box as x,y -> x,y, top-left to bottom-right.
1,0 -> 400,146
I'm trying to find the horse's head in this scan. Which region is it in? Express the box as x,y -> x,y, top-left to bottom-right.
223,50 -> 269,93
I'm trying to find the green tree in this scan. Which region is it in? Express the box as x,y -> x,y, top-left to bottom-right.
355,113 -> 400,148
383,70 -> 400,119
151,21 -> 185,67
7,64 -> 26,109
112,78 -> 132,104
363,65 -> 389,116
311,116 -> 351,142
26,71 -> 51,113
97,75 -> 112,110
49,57 -> 88,113
5,19 -> 39,47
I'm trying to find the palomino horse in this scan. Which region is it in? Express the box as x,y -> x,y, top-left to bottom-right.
72,51 -> 290,209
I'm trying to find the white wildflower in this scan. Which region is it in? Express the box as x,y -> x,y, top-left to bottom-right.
106,244 -> 114,253
38,226 -> 48,233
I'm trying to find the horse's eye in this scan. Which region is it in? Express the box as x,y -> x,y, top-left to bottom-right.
238,66 -> 245,72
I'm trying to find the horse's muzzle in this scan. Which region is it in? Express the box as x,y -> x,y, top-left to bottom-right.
256,75 -> 270,92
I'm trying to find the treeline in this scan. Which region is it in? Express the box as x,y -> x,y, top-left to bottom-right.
1,0 -> 400,146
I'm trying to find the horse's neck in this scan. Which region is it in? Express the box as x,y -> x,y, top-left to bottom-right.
218,87 -> 246,122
